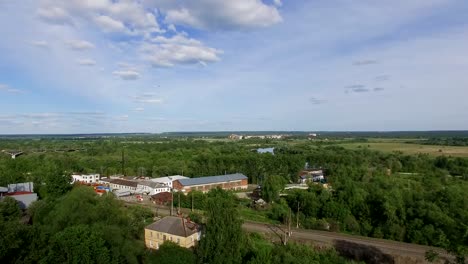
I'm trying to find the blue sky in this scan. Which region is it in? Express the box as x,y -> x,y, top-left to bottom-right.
1,0 -> 468,134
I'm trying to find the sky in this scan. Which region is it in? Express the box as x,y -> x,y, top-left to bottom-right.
1,0 -> 468,134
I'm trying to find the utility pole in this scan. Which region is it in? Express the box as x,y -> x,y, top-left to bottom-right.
178,192 -> 181,215
121,149 -> 125,176
296,201 -> 300,228
288,207 -> 292,237
191,192 -> 194,212
170,189 -> 174,216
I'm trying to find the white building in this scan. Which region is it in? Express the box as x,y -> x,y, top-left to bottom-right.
136,181 -> 171,195
71,174 -> 100,184
150,175 -> 189,189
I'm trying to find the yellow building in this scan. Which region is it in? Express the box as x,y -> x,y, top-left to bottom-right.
145,216 -> 201,250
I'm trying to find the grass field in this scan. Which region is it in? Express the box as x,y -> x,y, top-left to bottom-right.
337,141 -> 468,157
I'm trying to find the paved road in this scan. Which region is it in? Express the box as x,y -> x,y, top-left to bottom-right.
124,200 -> 448,261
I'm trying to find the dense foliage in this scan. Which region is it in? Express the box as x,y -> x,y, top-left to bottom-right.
1,136 -> 468,262
0,187 -> 153,263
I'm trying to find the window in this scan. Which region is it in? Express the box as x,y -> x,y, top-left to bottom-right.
150,241 -> 153,248
177,238 -> 180,244
150,231 -> 153,237
157,233 -> 159,239
163,235 -> 166,241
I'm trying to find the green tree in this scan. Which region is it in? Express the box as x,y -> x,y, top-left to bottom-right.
262,175 -> 286,203
145,241 -> 196,264
0,197 -> 21,221
197,188 -> 245,264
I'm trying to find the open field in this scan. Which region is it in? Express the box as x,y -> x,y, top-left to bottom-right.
337,141 -> 468,157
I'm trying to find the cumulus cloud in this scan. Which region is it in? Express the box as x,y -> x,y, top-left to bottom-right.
76,59 -> 96,66
164,0 -> 282,30
94,15 -> 126,33
66,40 -> 95,50
352,59 -> 379,66
134,107 -> 145,112
113,70 -> 140,80
142,34 -> 222,67
37,0 -> 162,36
30,40 -> 49,48
36,6 -> 71,24
373,87 -> 385,92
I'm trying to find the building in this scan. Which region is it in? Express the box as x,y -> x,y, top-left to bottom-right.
173,173 -> 248,194
136,181 -> 170,195
1,183 -> 37,209
71,174 -> 100,184
107,179 -> 138,193
298,169 -> 325,184
150,192 -> 172,205
0,192 -> 38,209
8,182 -> 34,192
149,175 -> 189,189
145,216 -> 201,249
228,134 -> 243,140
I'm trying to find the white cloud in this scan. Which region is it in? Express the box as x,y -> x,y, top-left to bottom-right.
164,0 -> 282,30
38,0 -> 162,36
273,0 -> 282,7
133,93 -> 164,104
66,40 -> 95,50
134,107 -> 145,112
94,15 -> 126,33
76,58 -> 96,66
113,70 -> 140,80
30,40 -> 49,48
36,6 -> 71,24
0,84 -> 23,94
142,34 -> 222,67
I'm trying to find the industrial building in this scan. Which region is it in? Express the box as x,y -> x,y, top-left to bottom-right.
173,173 -> 248,193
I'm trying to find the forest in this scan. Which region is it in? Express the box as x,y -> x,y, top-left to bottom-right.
0,136 -> 467,262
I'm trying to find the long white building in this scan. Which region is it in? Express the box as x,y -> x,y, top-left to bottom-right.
71,174 -> 100,184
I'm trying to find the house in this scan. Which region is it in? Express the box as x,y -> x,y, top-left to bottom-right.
107,179 -> 138,193
149,175 -> 189,189
173,173 -> 248,194
298,169 -> 325,184
8,182 -> 34,192
1,185 -> 38,209
145,216 -> 201,249
136,181 -> 171,195
71,174 -> 100,184
150,192 -> 173,205
1,192 -> 38,209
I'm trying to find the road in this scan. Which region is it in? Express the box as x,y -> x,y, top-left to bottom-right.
124,200 -> 449,261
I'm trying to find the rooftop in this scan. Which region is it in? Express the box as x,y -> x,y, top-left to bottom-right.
109,179 -> 138,188
145,216 -> 199,237
138,181 -> 167,189
150,175 -> 189,183
177,173 -> 247,187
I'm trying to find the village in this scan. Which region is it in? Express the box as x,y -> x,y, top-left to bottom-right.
0,165 -> 327,251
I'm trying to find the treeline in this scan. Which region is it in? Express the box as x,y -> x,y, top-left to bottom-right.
412,137 -> 468,147
2,138 -> 468,187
